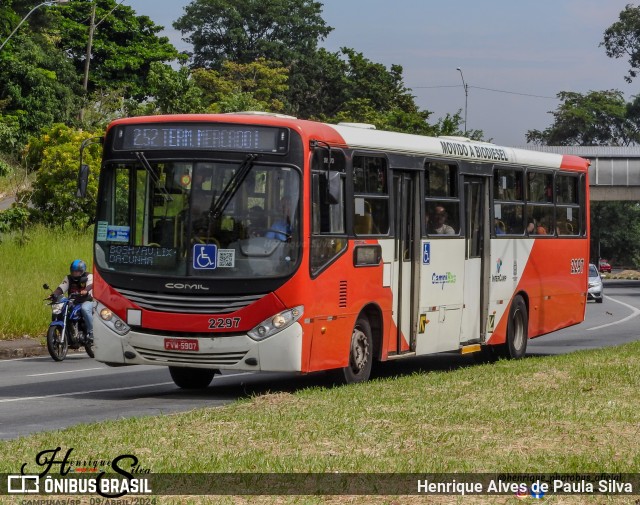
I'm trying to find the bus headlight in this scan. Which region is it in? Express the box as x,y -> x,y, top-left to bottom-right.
248,306 -> 303,341
97,302 -> 131,336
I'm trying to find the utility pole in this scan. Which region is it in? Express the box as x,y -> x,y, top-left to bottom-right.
456,67 -> 468,135
79,2 -> 96,121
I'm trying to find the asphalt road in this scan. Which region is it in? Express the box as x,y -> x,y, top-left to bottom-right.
0,195 -> 15,211
0,280 -> 638,440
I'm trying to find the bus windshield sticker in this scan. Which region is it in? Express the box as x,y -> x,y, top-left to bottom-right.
105,225 -> 130,242
96,221 -> 109,241
108,245 -> 177,266
193,244 -> 218,269
217,249 -> 235,268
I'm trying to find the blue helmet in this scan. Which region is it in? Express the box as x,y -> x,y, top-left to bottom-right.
70,259 -> 86,275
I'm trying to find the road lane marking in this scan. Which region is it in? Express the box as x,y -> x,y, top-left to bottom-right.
587,295 -> 640,331
0,355 -> 87,364
0,372 -> 255,403
27,367 -> 104,377
0,382 -> 175,403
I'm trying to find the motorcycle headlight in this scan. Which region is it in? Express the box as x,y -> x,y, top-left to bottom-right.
51,303 -> 64,315
97,302 -> 131,336
247,306 -> 303,341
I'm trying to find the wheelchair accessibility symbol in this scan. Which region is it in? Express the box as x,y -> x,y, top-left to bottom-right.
193,244 -> 217,269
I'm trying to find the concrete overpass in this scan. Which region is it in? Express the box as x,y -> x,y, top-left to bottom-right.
517,146 -> 640,201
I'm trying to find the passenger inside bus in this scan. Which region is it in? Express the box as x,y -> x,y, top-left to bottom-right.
527,220 -> 547,235
427,204 -> 456,235
247,206 -> 267,237
264,197 -> 292,241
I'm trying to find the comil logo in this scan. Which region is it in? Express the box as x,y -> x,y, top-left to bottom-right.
7,475 -> 39,493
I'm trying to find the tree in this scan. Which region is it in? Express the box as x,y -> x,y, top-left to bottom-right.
591,202 -> 640,267
25,124 -> 102,229
526,90 -> 636,146
192,59 -> 289,112
174,0 -> 331,69
56,0 -> 181,100
601,4 -> 640,83
284,48 -> 347,118
144,62 -> 206,114
0,4 -> 81,150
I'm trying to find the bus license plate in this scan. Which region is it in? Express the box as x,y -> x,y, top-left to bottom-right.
164,338 -> 199,352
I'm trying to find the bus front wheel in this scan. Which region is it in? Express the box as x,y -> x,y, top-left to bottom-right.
169,366 -> 218,389
333,317 -> 373,384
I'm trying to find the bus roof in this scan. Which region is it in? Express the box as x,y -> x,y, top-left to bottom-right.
329,123 -> 589,172
107,113 -> 589,172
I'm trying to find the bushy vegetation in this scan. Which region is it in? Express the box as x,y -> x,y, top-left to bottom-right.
0,225 -> 92,339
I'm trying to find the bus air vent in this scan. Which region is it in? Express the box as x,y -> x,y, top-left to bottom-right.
339,280 -> 348,308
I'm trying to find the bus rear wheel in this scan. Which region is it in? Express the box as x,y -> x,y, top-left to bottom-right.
169,366 -> 218,389
502,295 -> 528,359
333,317 -> 373,384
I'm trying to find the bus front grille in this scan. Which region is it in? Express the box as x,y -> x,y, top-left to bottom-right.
133,345 -> 247,366
118,288 -> 265,314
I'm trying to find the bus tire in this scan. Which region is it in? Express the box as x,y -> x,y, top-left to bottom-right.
333,317 -> 373,385
504,295 -> 528,359
169,366 -> 217,389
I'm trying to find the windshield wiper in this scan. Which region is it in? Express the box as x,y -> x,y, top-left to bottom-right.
209,153 -> 258,220
135,152 -> 173,202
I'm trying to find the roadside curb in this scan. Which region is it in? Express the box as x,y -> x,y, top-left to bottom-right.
0,338 -> 48,360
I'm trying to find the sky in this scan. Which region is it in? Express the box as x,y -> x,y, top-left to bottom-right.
123,0 -> 637,147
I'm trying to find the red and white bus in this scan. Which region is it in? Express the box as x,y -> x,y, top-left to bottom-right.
88,113 -> 590,388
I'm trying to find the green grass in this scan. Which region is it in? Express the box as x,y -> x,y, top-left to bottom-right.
1,343 -> 639,473
0,224 -> 93,339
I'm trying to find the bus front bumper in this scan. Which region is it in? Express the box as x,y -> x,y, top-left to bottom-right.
93,319 -> 303,372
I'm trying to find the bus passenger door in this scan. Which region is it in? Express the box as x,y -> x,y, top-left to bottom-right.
390,172 -> 419,355
460,176 -> 490,344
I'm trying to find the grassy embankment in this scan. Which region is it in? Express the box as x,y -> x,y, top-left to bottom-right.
0,341 -> 638,504
0,225 -> 93,339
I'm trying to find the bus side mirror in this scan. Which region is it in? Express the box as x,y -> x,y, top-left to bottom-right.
77,164 -> 89,198
325,171 -> 341,205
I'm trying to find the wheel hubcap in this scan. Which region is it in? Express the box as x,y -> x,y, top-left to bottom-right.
513,309 -> 524,350
350,327 -> 369,373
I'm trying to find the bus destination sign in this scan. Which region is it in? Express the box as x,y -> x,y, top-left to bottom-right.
114,123 -> 289,154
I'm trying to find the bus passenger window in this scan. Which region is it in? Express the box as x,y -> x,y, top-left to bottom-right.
352,156 -> 389,235
527,172 -> 553,202
311,149 -> 348,275
494,168 -> 523,201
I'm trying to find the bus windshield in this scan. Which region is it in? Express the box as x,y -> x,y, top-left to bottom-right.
95,159 -> 301,279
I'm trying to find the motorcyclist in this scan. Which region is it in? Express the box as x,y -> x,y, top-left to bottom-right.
51,259 -> 93,342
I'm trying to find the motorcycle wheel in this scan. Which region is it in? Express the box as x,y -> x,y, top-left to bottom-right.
84,340 -> 94,358
47,326 -> 68,362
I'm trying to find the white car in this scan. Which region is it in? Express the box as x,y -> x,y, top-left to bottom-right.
588,263 -> 603,303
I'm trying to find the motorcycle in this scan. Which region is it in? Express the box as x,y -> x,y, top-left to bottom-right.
43,284 -> 94,361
